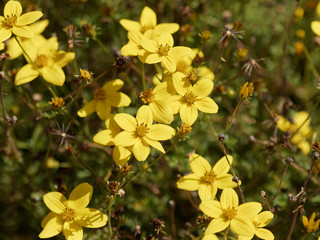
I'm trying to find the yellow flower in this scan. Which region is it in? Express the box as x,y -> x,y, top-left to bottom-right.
0,0 -> 43,42
177,153 -> 238,201
0,42 -> 4,50
141,32 -> 192,72
239,82 -> 254,100
139,82 -> 174,124
120,6 -> 179,35
93,114 -> 132,166
238,211 -> 274,240
6,19 -> 49,59
39,183 -> 108,240
77,79 -> 131,120
15,37 -> 75,86
200,188 -> 262,238
277,111 -> 312,154
114,105 -> 176,161
171,78 -> 218,125
311,21 -> 320,36
183,66 -> 214,84
302,212 -> 320,233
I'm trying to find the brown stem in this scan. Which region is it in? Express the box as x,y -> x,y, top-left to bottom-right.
214,41 -> 226,76
270,163 -> 289,203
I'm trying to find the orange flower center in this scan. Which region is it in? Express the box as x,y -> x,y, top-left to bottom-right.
4,14 -> 17,27
201,170 -> 217,183
221,207 -> 237,221
136,123 -> 149,137
183,92 -> 197,104
94,88 -> 106,100
158,44 -> 170,56
186,68 -> 199,82
62,207 -> 76,221
35,55 -> 48,68
140,89 -> 154,104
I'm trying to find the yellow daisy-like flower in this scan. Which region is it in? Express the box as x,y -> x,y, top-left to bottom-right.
93,114 -> 132,166
277,111 -> 312,154
311,21 -> 320,36
171,78 -> 218,125
6,19 -> 49,59
114,105 -> 176,161
141,32 -> 192,72
77,79 -> 131,120
15,37 -> 75,86
302,212 -> 320,233
39,183 -> 108,240
238,211 -> 274,240
177,153 -> 238,201
200,188 -> 262,238
120,6 -> 179,35
0,0 -> 43,42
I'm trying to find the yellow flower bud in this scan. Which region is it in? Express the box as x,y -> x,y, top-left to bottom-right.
296,29 -> 305,39
239,82 -> 254,100
294,7 -> 304,21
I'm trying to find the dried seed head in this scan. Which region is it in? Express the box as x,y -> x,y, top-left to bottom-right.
232,176 -> 240,183
153,218 -> 165,235
260,190 -> 266,198
285,157 -> 294,164
313,152 -> 320,161
107,181 -> 120,194
218,133 -> 225,142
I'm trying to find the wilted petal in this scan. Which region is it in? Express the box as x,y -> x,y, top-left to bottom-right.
76,208 -> 108,228
176,174 -> 201,191
68,183 -> 93,209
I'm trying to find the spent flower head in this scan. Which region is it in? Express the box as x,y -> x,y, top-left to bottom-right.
302,212 -> 320,233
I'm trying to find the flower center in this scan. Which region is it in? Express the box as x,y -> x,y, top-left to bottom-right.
178,123 -> 192,137
201,170 -> 217,183
141,23 -> 154,33
140,89 -> 154,104
4,14 -> 17,27
221,207 -> 237,221
136,123 -> 149,137
186,68 -> 199,82
183,92 -> 197,104
158,44 -> 170,56
94,88 -> 106,100
35,55 -> 48,68
253,220 -> 259,229
62,207 -> 76,222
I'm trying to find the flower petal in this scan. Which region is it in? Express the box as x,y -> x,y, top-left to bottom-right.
4,0 -> 22,17
54,51 -> 75,68
199,200 -> 223,218
29,19 -> 49,34
220,188 -> 239,209
192,79 -> 213,99
149,100 -> 173,124
148,124 -> 175,140
213,155 -> 233,174
136,105 -> 153,126
173,72 -> 191,95
12,25 -> 34,38
114,131 -> 138,147
93,129 -> 114,146
198,184 -> 218,201
43,192 -> 67,214
62,221 -> 83,240
176,174 -> 201,191
114,113 -> 137,131
0,28 -> 12,42
155,23 -> 180,34
121,42 -> 140,56
113,146 -> 131,166
204,218 -> 229,234
105,92 -> 131,108
145,53 -> 162,64
41,65 -> 65,86
141,39 -> 158,53
15,64 -> 38,86
255,228 -> 275,240
230,216 -> 255,237
120,19 -> 140,32
144,137 -> 165,153
77,100 -> 96,118
39,216 -> 63,239
194,97 -> 218,114
140,6 -> 157,29
132,139 -> 150,161
237,202 -> 262,218
215,174 -> 238,189
76,208 -> 108,228
41,211 -> 59,228
258,211 -> 274,227
68,183 -> 93,209
96,100 -> 111,120
180,103 -> 198,126
102,79 -> 124,92
311,21 -> 320,36
162,56 -> 176,73
202,233 -> 219,240
170,46 -> 192,57
16,11 -> 43,25
189,153 -> 211,175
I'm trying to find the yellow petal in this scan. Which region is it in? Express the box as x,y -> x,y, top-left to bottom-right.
12,25 -> 34,38
114,113 -> 137,131
93,129 -> 114,146
198,184 -> 217,201
76,208 -> 108,228
162,56 -> 176,73
148,124 -> 175,140
102,79 -> 124,92
120,19 -> 140,32
114,131 -> 138,147
105,92 -> 131,108
199,200 -> 223,218
149,100 -> 173,124
121,42 -> 140,56
39,216 -> 63,238
213,155 -> 233,174
194,97 -> 218,114
176,174 -> 201,191
77,100 -> 96,117
311,21 -> 320,36
16,11 -> 43,25
54,51 -> 75,68
0,42 -> 4,51
140,6 -> 157,29
30,19 -> 49,34
155,23 -> 179,34
6,37 -> 22,59
113,146 -> 131,166
43,192 -> 67,214
230,216 -> 255,237
15,64 -> 38,86
277,116 -> 291,132
215,174 -> 238,189
204,218 -> 229,234
4,0 -> 22,17
0,28 -> 12,42
302,215 -> 309,228
180,103 -> 198,125
141,39 -> 157,52
128,31 -> 143,44
62,221 -> 83,240
192,79 -> 213,98
144,137 -> 165,153
68,183 -> 93,209
41,64 -> 65,86
172,72 -> 190,95
136,105 -> 153,126
237,202 -> 262,218
41,212 -> 59,228
258,211 -> 274,227
145,53 -> 162,64
220,188 -> 239,209
132,138 -> 150,161
255,228 -> 274,240
189,153 -> 211,174
170,46 -> 192,58
96,100 -> 111,120
202,233 -> 219,240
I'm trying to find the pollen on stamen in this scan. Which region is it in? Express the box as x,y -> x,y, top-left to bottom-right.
136,123 -> 149,137
94,88 -> 106,100
183,92 -> 197,104
4,14 -> 17,27
201,170 -> 217,183
62,207 -> 76,222
158,44 -> 170,56
221,207 -> 237,221
186,68 -> 199,82
35,55 -> 48,68
139,89 -> 155,104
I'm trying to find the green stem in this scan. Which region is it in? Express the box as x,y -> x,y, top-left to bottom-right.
303,46 -> 320,79
141,63 -> 146,90
225,99 -> 242,132
224,226 -> 230,240
107,194 -> 116,240
15,36 -> 36,68
93,37 -> 109,56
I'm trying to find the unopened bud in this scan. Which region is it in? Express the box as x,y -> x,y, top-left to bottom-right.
285,156 -> 294,164
218,133 -> 225,142
232,176 -> 239,183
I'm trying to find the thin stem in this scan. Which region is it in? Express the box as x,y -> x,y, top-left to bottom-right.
93,37 -> 109,56
270,163 -> 289,203
214,41 -> 225,76
107,194 -> 116,240
303,45 -> 320,79
141,63 -> 146,90
224,226 -> 230,240
225,99 -> 242,132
